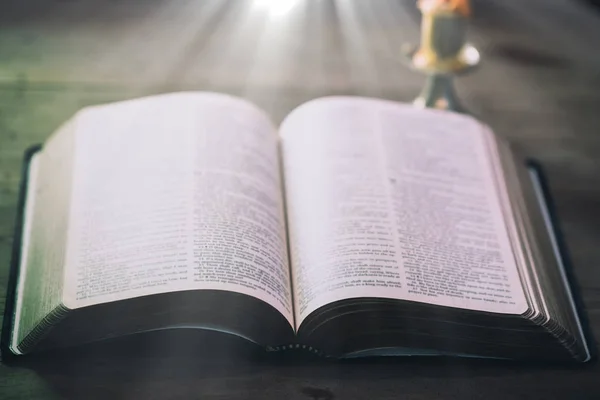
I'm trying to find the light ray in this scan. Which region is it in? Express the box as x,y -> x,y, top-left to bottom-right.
254,0 -> 300,18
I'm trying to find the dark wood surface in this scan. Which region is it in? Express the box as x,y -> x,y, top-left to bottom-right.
2,0 -> 600,398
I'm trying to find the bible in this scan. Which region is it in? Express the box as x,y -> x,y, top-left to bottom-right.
1,92 -> 593,362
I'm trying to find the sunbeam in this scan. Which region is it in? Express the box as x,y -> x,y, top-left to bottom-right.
254,0 -> 301,17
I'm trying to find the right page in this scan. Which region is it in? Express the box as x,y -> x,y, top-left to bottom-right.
280,97 -> 528,327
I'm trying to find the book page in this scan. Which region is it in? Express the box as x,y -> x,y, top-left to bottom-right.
280,97 -> 528,326
12,121 -> 77,352
12,152 -> 41,353
62,93 -> 293,326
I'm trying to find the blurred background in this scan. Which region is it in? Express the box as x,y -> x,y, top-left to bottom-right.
0,0 -> 599,120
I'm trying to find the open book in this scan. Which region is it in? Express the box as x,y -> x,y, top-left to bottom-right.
1,93 -> 592,361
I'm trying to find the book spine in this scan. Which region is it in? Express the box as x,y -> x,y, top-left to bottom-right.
265,343 -> 327,357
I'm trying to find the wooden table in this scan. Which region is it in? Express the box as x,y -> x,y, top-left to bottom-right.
1,0 -> 600,398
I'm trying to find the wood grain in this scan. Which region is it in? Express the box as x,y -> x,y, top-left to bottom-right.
1,0 -> 600,398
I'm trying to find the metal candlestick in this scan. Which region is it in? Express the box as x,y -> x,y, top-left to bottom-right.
403,0 -> 480,114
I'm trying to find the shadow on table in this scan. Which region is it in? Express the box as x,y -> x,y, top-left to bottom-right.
4,329 -> 593,400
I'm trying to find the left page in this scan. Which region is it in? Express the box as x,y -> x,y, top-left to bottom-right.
61,93 -> 293,326
11,121 -> 77,353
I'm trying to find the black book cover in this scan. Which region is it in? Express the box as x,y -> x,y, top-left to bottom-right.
526,160 -> 596,362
